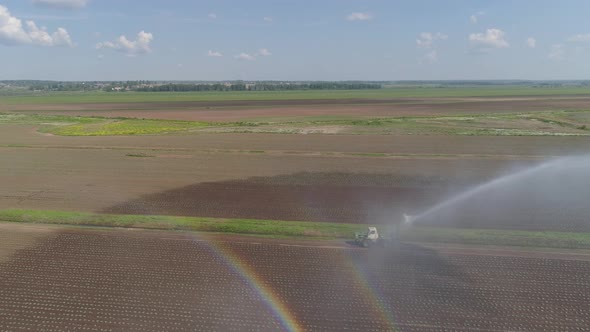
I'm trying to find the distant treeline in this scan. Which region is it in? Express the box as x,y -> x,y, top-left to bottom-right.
28,82 -> 96,91
133,82 -> 382,92
390,80 -> 590,87
3,80 -> 590,93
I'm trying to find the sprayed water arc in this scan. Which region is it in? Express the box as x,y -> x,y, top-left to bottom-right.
403,155 -> 590,230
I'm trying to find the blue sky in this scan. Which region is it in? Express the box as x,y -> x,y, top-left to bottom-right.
1,0 -> 590,81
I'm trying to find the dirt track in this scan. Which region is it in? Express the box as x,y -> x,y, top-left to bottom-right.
0,224 -> 589,331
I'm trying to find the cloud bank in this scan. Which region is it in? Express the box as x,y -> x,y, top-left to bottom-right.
32,0 -> 89,10
0,5 -> 73,47
96,31 -> 153,56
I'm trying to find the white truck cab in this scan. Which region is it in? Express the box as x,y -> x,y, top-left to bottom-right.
355,227 -> 389,248
367,227 -> 379,241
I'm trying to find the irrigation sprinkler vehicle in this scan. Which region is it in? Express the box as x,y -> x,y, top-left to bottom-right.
354,227 -> 392,248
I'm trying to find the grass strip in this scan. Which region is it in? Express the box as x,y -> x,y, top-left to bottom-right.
1,209 -> 590,249
0,209 -> 360,239
403,226 -> 590,249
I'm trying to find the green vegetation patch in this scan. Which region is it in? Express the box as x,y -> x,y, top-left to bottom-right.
0,113 -> 213,136
42,118 -> 210,136
0,209 -> 360,239
2,209 -> 590,249
404,226 -> 590,249
2,86 -> 590,105
126,152 -> 155,158
294,110 -> 590,136
0,113 -> 100,125
349,153 -> 388,157
3,110 -> 590,137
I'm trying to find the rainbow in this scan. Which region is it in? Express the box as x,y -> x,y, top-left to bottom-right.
201,239 -> 304,332
340,250 -> 399,331
195,237 -> 398,332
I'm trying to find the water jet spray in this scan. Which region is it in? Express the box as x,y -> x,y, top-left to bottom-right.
404,155 -> 590,230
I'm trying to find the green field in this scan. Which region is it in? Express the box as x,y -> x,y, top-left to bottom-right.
2,209 -> 590,249
2,86 -> 590,104
43,118 -> 210,136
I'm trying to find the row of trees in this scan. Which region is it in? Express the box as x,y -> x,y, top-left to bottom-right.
249,82 -> 382,91
134,83 -> 249,92
29,83 -> 95,91
133,82 -> 382,92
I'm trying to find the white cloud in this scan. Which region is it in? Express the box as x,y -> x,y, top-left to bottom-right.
416,32 -> 448,48
208,13 -> 217,19
235,53 -> 255,61
39,25 -> 72,46
207,50 -> 223,57
0,5 -> 73,47
526,37 -> 536,48
21,14 -> 88,21
469,28 -> 509,50
96,31 -> 153,56
263,17 -> 273,22
422,50 -> 438,64
234,49 -> 271,61
32,0 -> 89,9
469,11 -> 485,24
567,33 -> 590,43
346,12 -> 373,21
548,44 -> 564,61
256,48 -> 271,56
417,32 -> 446,64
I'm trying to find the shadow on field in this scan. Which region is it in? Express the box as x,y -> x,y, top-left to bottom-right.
101,168 -> 590,231
102,172 -> 452,224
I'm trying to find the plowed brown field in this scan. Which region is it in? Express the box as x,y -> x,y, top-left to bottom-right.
2,125 -> 590,231
7,96 -> 590,121
1,224 -> 589,331
2,93 -> 590,331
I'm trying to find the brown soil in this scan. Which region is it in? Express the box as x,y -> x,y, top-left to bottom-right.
2,125 -> 590,156
0,139 -> 539,222
2,125 -> 590,232
0,223 -> 55,263
103,179 -> 446,224
0,224 -> 588,331
6,96 -> 590,121
102,170 -> 590,232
